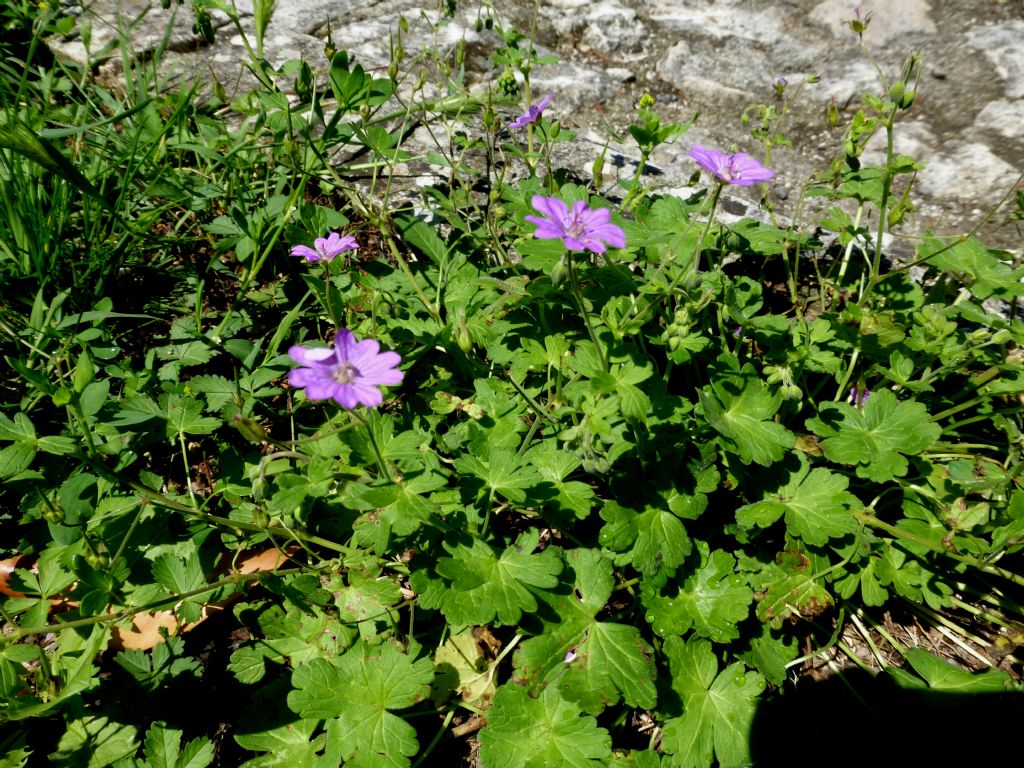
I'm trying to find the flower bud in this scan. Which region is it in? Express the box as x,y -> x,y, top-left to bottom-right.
889,81 -> 905,104
900,90 -> 916,110
826,97 -> 841,127
497,67 -> 518,98
43,505 -> 66,524
192,6 -> 215,44
232,414 -> 267,443
781,382 -> 802,401
550,255 -> 569,286
592,152 -> 605,189
295,61 -> 314,103
456,317 -> 473,353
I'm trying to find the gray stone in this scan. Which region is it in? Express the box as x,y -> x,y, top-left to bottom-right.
966,21 -> 1024,99
809,0 -> 937,45
46,0 -> 1024,253
974,99 -> 1024,140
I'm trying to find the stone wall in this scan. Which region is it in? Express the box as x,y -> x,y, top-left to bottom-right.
50,0 -> 1023,252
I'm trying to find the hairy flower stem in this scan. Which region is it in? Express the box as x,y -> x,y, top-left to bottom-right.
79,454 -> 364,559
696,182 -> 723,273
178,432 -> 200,510
378,221 -> 441,322
621,149 -> 652,212
853,508 -> 1024,589
2,566 -> 313,644
566,253 -> 608,372
356,411 -> 396,482
859,118 -> 895,306
834,347 -> 860,402
211,183 -> 305,343
833,204 -> 864,309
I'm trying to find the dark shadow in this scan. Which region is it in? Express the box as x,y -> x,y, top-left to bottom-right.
749,667 -> 1024,767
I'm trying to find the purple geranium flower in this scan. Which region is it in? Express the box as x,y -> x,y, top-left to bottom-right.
290,232 -> 359,263
524,195 -> 626,254
508,93 -> 552,129
288,329 -> 403,409
849,387 -> 871,408
688,145 -> 775,187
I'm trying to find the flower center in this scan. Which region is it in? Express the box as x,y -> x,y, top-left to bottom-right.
331,362 -> 360,385
565,213 -> 587,240
724,159 -> 741,180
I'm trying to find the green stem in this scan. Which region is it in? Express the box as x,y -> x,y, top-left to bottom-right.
355,411 -> 395,482
852,508 -> 1024,588
833,347 -> 860,402
3,567 -> 311,644
931,395 -> 987,423
696,183 -> 723,273
78,453 -> 359,556
833,204 -> 865,309
859,116 -> 895,306
178,431 -> 199,510
210,184 -> 305,343
566,252 -> 607,372
379,224 -> 441,322
621,149 -> 652,212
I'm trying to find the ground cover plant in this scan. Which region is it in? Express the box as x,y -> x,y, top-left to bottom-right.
2,1 -> 1024,766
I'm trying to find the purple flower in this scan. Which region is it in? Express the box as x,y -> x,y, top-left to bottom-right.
849,387 -> 871,407
688,145 -> 775,187
508,93 -> 552,129
290,232 -> 359,263
524,195 -> 626,254
288,329 -> 403,409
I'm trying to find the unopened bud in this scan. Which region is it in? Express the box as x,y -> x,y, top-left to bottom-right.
497,67 -> 518,98
43,505 -> 66,524
889,81 -> 904,104
192,7 -> 214,44
295,61 -> 314,103
781,382 -> 802,401
232,414 -> 267,443
826,97 -> 841,127
550,255 -> 568,286
592,152 -> 605,189
85,550 -> 110,570
900,90 -> 916,110
455,317 -> 473,353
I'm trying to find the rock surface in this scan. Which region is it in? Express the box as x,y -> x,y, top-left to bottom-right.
49,0 -> 1023,253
